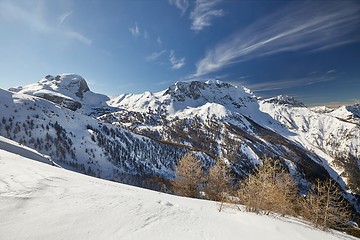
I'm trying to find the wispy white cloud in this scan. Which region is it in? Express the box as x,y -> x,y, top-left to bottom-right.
66,31 -> 92,46
190,0 -> 224,32
157,36 -> 162,45
129,22 -> 141,37
169,50 -> 186,70
129,22 -> 149,39
59,10 -> 73,25
195,1 -> 360,76
240,71 -> 337,92
0,1 -> 50,32
169,0 -> 189,15
146,50 -> 167,62
0,1 -> 91,46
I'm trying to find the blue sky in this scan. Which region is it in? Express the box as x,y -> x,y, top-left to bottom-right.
0,0 -> 359,106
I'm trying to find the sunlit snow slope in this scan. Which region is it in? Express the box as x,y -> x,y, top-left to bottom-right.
0,143 -> 356,240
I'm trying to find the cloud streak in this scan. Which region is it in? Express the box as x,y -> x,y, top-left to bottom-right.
146,50 -> 167,62
59,10 -> 73,25
129,22 -> 140,37
67,31 -> 92,46
157,36 -> 162,45
190,0 -> 224,32
169,0 -> 189,15
129,22 -> 149,39
195,1 -> 360,76
241,71 -> 337,92
169,50 -> 186,70
0,1 -> 91,46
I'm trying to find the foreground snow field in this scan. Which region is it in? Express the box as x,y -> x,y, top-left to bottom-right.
0,149 -> 356,240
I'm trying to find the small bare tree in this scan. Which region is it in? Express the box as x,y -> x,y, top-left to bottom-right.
237,158 -> 298,216
172,152 -> 204,198
205,158 -> 233,211
300,179 -> 351,230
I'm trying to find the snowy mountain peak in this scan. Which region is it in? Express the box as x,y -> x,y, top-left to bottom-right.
8,74 -> 113,116
264,95 -> 305,107
9,73 -> 90,100
346,103 -> 360,119
204,79 -> 227,85
39,74 -> 90,99
163,80 -> 254,104
330,103 -> 360,124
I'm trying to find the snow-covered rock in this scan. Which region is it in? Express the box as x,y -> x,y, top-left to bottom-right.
263,95 -> 305,107
9,74 -> 116,117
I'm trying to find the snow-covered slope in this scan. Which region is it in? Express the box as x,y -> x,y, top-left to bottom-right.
9,74 -> 116,117
0,135 -> 55,165
260,100 -> 360,194
330,104 -> 360,125
260,100 -> 359,160
0,88 -> 208,186
0,148 -> 355,240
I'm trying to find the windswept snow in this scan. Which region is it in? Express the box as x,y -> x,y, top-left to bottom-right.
0,147 -> 356,240
0,136 -> 53,166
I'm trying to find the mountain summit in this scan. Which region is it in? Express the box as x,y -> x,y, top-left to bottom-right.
10,74 -> 90,100
9,74 -> 114,116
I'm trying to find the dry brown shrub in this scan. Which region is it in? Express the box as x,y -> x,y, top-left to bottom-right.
172,152 -> 204,198
299,179 -> 351,230
205,159 -> 234,211
237,158 -> 298,216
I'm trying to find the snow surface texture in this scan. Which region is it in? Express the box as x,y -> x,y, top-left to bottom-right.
0,146 -> 356,240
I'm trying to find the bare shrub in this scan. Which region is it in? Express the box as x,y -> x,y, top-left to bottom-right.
299,179 -> 351,230
172,152 -> 204,198
237,158 -> 298,216
205,159 -> 234,211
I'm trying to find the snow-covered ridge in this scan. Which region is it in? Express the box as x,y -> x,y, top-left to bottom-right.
10,74 -> 90,100
164,80 -> 256,106
108,80 -> 257,117
0,147 -> 355,240
263,95 -> 305,107
9,74 -> 113,116
346,104 -> 360,119
330,104 -> 360,124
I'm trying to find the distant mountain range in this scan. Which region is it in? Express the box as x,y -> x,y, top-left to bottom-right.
1,73 -> 359,208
